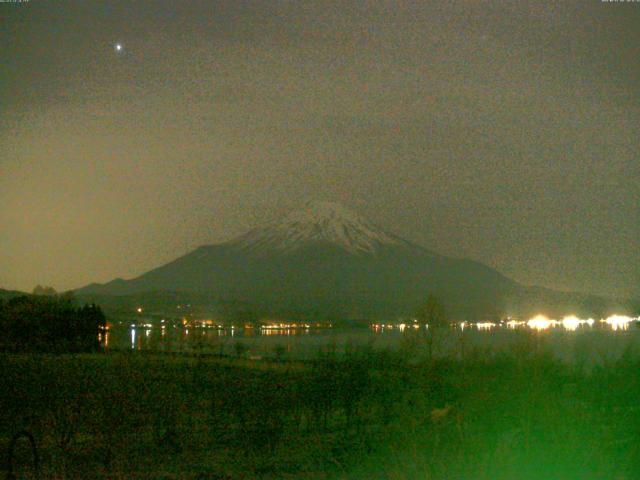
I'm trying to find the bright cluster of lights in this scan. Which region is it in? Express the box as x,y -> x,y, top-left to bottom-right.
523,314 -> 633,331
397,323 -> 422,332
561,315 -> 594,331
506,320 -> 526,329
527,315 -> 558,331
193,320 -> 224,329
371,323 -> 420,331
476,322 -> 496,331
603,315 -> 635,331
371,314 -> 638,333
261,323 -> 312,330
459,321 -> 495,331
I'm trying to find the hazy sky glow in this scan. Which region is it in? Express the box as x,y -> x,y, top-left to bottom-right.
1,1 -> 638,297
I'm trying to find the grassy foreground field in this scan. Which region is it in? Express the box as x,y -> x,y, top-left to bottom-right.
2,338 -> 640,479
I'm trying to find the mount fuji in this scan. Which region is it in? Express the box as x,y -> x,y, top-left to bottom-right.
77,201 -> 628,320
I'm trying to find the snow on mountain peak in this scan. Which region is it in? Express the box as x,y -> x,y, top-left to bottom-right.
231,201 -> 407,254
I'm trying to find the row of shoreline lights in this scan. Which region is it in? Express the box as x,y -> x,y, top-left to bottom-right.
459,315 -> 638,332
509,314 -> 637,331
373,315 -> 638,332
136,307 -> 635,332
131,312 -> 328,331
480,314 -> 639,331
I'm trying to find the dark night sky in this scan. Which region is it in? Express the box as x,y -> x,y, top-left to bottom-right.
0,1 -> 638,298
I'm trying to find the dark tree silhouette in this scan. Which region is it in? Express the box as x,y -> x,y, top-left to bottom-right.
32,285 -> 57,296
0,293 -> 106,353
416,293 -> 449,359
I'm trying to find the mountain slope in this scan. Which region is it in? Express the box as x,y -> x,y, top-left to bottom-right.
76,201 -> 630,320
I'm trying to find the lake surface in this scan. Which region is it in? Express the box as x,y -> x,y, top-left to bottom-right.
102,319 -> 640,364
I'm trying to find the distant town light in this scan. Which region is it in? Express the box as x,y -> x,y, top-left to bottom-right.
476,322 -> 496,331
561,315 -> 581,331
527,315 -> 557,331
604,315 -> 634,331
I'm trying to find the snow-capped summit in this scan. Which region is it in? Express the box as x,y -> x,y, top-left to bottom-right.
230,201 -> 408,254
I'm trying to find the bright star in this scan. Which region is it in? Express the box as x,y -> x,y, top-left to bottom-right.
115,43 -> 123,52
